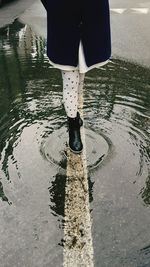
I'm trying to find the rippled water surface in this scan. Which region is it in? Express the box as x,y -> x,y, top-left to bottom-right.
0,19 -> 150,266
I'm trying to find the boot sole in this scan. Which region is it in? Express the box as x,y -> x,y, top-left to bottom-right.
69,146 -> 83,154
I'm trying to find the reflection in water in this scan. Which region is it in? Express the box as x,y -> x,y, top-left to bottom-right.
48,155 -> 94,222
0,181 -> 9,202
0,18 -> 150,265
0,20 -> 150,219
0,18 -> 149,204
49,171 -> 66,218
140,174 -> 150,205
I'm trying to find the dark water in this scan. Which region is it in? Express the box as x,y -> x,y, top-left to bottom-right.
0,19 -> 150,266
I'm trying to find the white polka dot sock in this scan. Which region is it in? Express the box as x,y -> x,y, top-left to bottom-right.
61,70 -> 80,118
77,72 -> 85,109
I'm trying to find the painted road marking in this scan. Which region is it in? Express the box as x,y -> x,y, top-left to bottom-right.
63,146 -> 94,267
110,8 -> 149,14
63,81 -> 94,267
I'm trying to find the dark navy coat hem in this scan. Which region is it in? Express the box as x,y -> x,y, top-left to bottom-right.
41,0 -> 112,68
46,49 -> 112,69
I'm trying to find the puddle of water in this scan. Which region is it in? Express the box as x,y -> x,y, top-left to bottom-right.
0,18 -> 150,266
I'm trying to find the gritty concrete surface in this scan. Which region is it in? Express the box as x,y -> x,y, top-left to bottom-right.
110,0 -> 150,69
18,0 -> 150,69
0,1 -> 150,267
19,0 -> 47,39
0,0 -> 37,28
1,0 -> 150,69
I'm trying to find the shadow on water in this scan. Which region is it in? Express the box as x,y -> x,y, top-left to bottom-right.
0,18 -> 150,265
0,18 -> 149,205
48,169 -> 94,220
0,18 -> 94,221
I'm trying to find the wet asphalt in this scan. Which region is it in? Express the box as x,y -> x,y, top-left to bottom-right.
0,1 -> 150,267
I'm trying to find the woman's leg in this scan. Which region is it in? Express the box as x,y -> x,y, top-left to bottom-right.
61,69 -> 84,153
78,73 -> 85,95
61,70 -> 80,118
77,72 -> 85,110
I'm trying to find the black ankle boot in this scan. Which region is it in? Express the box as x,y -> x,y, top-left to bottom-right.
67,113 -> 83,154
77,111 -> 83,127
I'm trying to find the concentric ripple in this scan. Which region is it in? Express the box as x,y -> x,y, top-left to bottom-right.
0,18 -> 149,206
0,18 -> 150,267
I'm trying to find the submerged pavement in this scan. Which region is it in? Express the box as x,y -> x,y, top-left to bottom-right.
0,1 -> 150,267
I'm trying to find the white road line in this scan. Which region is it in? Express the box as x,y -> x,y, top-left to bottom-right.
130,8 -> 149,14
110,8 -> 127,14
63,84 -> 94,267
110,8 -> 149,14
